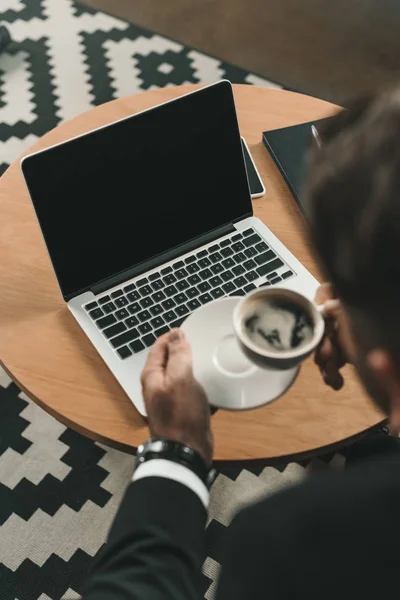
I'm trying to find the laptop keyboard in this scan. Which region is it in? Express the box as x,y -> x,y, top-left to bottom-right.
83,228 -> 294,359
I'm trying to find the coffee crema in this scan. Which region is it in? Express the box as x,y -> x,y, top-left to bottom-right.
243,298 -> 314,353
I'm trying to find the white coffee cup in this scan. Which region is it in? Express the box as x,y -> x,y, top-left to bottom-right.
233,288 -> 325,371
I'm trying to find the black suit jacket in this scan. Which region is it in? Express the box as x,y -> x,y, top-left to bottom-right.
83,449 -> 400,600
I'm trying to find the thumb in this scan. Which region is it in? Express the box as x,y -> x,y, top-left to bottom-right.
319,298 -> 341,319
167,329 -> 193,378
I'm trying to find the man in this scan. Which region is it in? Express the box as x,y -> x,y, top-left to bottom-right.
83,89 -> 400,600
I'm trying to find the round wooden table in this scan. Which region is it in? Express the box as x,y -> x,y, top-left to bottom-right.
0,84 -> 384,463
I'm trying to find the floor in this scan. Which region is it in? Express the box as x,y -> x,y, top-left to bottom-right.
84,0 -> 400,105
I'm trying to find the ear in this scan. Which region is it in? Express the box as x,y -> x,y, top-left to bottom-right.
367,349 -> 400,431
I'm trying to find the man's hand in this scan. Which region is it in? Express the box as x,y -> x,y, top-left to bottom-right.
315,283 -> 348,390
141,329 -> 213,466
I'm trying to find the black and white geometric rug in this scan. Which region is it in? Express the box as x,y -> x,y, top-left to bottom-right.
0,2 -> 342,599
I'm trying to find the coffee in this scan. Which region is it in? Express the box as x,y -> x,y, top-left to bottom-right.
243,297 -> 314,353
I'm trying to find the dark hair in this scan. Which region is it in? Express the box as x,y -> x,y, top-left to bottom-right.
305,89 -> 400,315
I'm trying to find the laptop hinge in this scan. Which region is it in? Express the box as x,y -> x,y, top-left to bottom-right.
91,222 -> 236,296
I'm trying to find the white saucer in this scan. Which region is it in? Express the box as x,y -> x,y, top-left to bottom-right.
181,297 -> 300,410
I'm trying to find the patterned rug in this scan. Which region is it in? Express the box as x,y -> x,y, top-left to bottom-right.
0,1 -> 342,599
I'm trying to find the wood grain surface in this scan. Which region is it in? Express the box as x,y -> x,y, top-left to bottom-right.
0,85 -> 384,462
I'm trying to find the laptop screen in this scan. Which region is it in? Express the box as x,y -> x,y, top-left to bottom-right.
21,81 -> 252,299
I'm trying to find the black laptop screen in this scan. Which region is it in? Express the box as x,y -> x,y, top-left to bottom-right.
21,81 -> 252,299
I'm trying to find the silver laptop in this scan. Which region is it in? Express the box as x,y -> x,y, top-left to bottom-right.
21,80 -> 318,416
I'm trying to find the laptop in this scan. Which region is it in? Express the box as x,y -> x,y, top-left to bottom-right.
21,80 -> 318,416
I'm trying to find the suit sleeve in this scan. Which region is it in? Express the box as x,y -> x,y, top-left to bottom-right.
83,477 -> 207,600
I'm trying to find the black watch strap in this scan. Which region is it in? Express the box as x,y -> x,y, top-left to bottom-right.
135,439 -> 217,490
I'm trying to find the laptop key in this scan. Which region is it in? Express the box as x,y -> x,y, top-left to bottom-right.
245,270 -> 259,282
281,270 -> 294,279
96,314 -> 116,329
117,346 -> 132,359
187,263 -> 200,274
164,310 -> 177,322
231,233 -> 242,241
104,322 -> 126,339
165,285 -> 178,297
89,308 -> 104,320
161,266 -> 172,275
175,305 -> 189,317
175,268 -> 188,279
155,326 -> 170,338
164,274 -> 177,285
188,274 -> 201,285
128,302 -> 141,314
199,293 -> 213,304
244,283 -> 256,293
103,302 -> 116,314
174,292 -> 188,304
259,281 -> 271,287
256,258 -> 284,277
270,277 -> 282,285
244,259 -> 256,270
199,268 -> 213,280
244,246 -> 257,258
150,305 -> 163,316
232,241 -> 245,252
199,257 -> 211,268
136,277 -> 148,287
170,316 -> 188,328
186,287 -> 200,298
115,308 -> 129,320
151,316 -> 165,329
149,272 -> 160,281
221,270 -> 234,281
255,250 -> 276,266
143,333 -> 156,347
222,258 -> 235,269
115,297 -> 128,308
243,233 -> 262,247
139,322 -> 152,335
173,261 -> 185,270
222,282 -> 235,293
140,285 -> 152,296
210,276 -> 223,287
211,287 -> 224,299
129,339 -> 145,353
211,263 -> 224,274
124,283 -> 136,293
151,279 -> 164,291
197,249 -> 208,258
111,290 -> 123,299
162,298 -> 176,310
198,281 -> 211,293
229,289 -> 246,296
99,295 -> 111,304
209,252 -> 222,263
125,316 -> 139,328
234,252 -> 246,263
208,244 -> 219,253
232,265 -> 245,276
221,247 -> 233,258
176,279 -> 189,291
267,272 -> 278,280
220,239 -> 230,248
138,310 -> 151,322
187,298 -> 201,311
152,291 -> 166,303
185,255 -> 196,264
127,290 -> 140,302
85,301 -> 98,311
140,297 -> 154,309
242,228 -> 254,237
233,276 -> 247,288
255,241 -> 268,253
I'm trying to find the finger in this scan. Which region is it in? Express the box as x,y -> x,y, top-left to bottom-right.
315,335 -> 334,368
319,298 -> 341,320
315,282 -> 335,305
323,358 -> 344,390
141,334 -> 169,391
166,329 -> 193,381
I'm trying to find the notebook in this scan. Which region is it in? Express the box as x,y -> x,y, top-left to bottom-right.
262,117 -> 334,213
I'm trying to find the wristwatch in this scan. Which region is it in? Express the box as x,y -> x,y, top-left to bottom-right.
135,438 -> 217,490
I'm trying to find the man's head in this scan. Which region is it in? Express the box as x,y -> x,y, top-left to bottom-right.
305,88 -> 400,422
